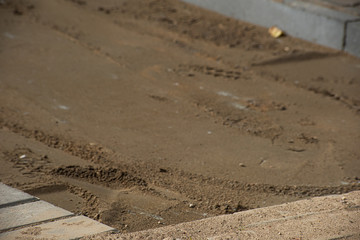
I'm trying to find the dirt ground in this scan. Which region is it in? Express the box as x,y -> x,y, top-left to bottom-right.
0,0 -> 359,233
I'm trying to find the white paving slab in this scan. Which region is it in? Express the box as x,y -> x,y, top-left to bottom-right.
0,200 -> 73,232
0,216 -> 115,240
0,183 -> 37,208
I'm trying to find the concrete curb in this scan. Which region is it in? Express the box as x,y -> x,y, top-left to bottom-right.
182,0 -> 360,58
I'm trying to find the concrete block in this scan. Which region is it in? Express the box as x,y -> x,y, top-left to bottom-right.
327,0 -> 360,7
182,0 -> 360,55
345,21 -> 360,57
0,201 -> 73,232
0,183 -> 37,208
0,216 -> 115,240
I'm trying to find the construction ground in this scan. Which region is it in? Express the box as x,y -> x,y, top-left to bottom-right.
0,0 -> 359,239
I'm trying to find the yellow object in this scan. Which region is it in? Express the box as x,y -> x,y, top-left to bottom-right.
268,26 -> 283,38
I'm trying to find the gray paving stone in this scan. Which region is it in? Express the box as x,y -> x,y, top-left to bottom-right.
0,216 -> 115,240
0,200 -> 73,232
0,183 -> 37,208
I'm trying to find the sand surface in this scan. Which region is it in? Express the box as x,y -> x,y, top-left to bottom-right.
0,0 -> 359,233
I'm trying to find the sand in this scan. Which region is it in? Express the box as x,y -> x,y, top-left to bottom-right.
0,0 -> 359,233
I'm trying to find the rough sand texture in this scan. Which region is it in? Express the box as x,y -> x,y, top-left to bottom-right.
84,191 -> 360,239
0,0 -> 360,233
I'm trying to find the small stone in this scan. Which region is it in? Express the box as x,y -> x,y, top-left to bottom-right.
239,163 -> 246,167
13,8 -> 23,15
189,203 -> 195,208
